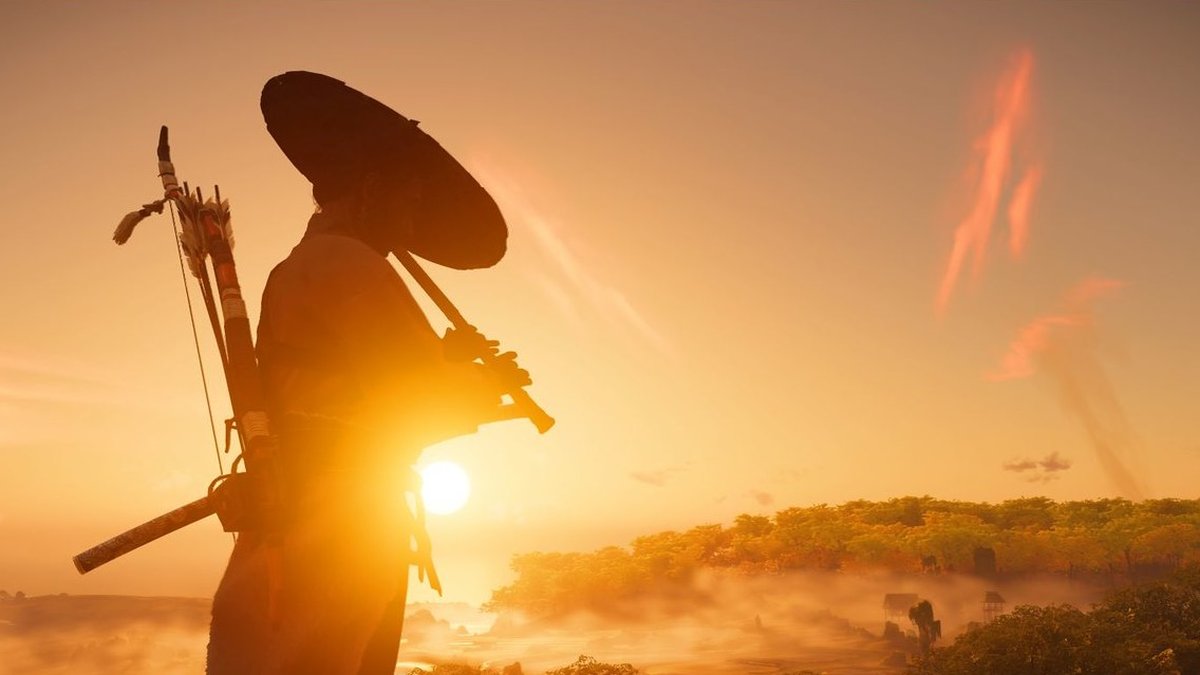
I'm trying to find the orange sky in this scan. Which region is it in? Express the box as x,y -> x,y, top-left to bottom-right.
1,2 -> 1198,604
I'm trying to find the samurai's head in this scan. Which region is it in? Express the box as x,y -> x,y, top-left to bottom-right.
262,71 -> 507,269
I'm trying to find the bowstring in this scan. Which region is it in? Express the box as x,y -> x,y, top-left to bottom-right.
169,200 -> 226,477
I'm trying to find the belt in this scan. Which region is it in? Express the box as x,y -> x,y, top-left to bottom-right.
275,410 -> 441,595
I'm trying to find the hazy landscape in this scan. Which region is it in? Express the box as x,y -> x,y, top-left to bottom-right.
0,592 -> 896,674
7,496 -> 1196,674
0,569 -> 1145,674
3,4 -> 1199,675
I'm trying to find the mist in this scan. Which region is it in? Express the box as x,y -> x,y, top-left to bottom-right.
0,595 -> 209,674
0,570 -> 1111,674
449,569 -> 1107,673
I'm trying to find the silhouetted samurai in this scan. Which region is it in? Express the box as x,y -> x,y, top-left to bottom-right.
206,71 -> 529,674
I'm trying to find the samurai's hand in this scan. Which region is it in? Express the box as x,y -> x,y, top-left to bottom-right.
443,325 -> 531,396
483,351 -> 532,392
442,325 -> 499,362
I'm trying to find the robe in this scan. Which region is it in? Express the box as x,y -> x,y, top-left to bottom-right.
206,212 -> 489,674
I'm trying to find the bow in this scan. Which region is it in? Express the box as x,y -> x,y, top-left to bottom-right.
75,126 -> 284,573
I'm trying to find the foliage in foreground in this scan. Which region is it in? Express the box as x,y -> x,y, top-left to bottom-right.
909,566 -> 1200,675
410,665 -> 486,675
409,655 -> 637,675
487,497 -> 1200,617
545,654 -> 638,675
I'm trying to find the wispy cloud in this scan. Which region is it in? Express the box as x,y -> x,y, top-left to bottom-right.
1002,451 -> 1073,483
1039,452 -> 1072,473
749,491 -> 775,507
0,351 -> 172,413
0,350 -> 199,449
937,48 -> 1041,313
629,463 -> 690,487
1007,163 -> 1043,258
1001,458 -> 1038,472
990,278 -> 1145,499
0,352 -> 111,404
470,161 -> 673,357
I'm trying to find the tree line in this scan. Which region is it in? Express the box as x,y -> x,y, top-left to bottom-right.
486,497 -> 1200,617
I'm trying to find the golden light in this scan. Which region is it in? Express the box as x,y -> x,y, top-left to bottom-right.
420,460 -> 471,515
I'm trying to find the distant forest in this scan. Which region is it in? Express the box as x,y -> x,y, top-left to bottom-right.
486,497 -> 1200,617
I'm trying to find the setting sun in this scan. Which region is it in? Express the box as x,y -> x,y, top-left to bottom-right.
420,461 -> 471,515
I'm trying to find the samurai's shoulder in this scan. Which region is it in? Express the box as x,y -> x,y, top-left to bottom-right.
274,233 -> 398,282
261,233 -> 429,335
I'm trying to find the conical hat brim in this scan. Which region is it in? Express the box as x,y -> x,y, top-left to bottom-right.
261,71 -> 506,270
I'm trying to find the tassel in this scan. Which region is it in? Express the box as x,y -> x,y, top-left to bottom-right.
112,200 -> 166,245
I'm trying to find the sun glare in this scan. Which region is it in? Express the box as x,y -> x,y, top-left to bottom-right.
420,461 -> 471,515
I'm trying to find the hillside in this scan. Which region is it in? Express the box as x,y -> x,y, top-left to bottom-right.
0,594 -> 210,674
487,497 -> 1200,618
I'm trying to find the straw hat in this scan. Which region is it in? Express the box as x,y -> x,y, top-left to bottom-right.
261,71 -> 506,269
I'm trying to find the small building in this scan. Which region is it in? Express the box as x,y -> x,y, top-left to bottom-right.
983,590 -> 1006,622
883,593 -> 920,625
